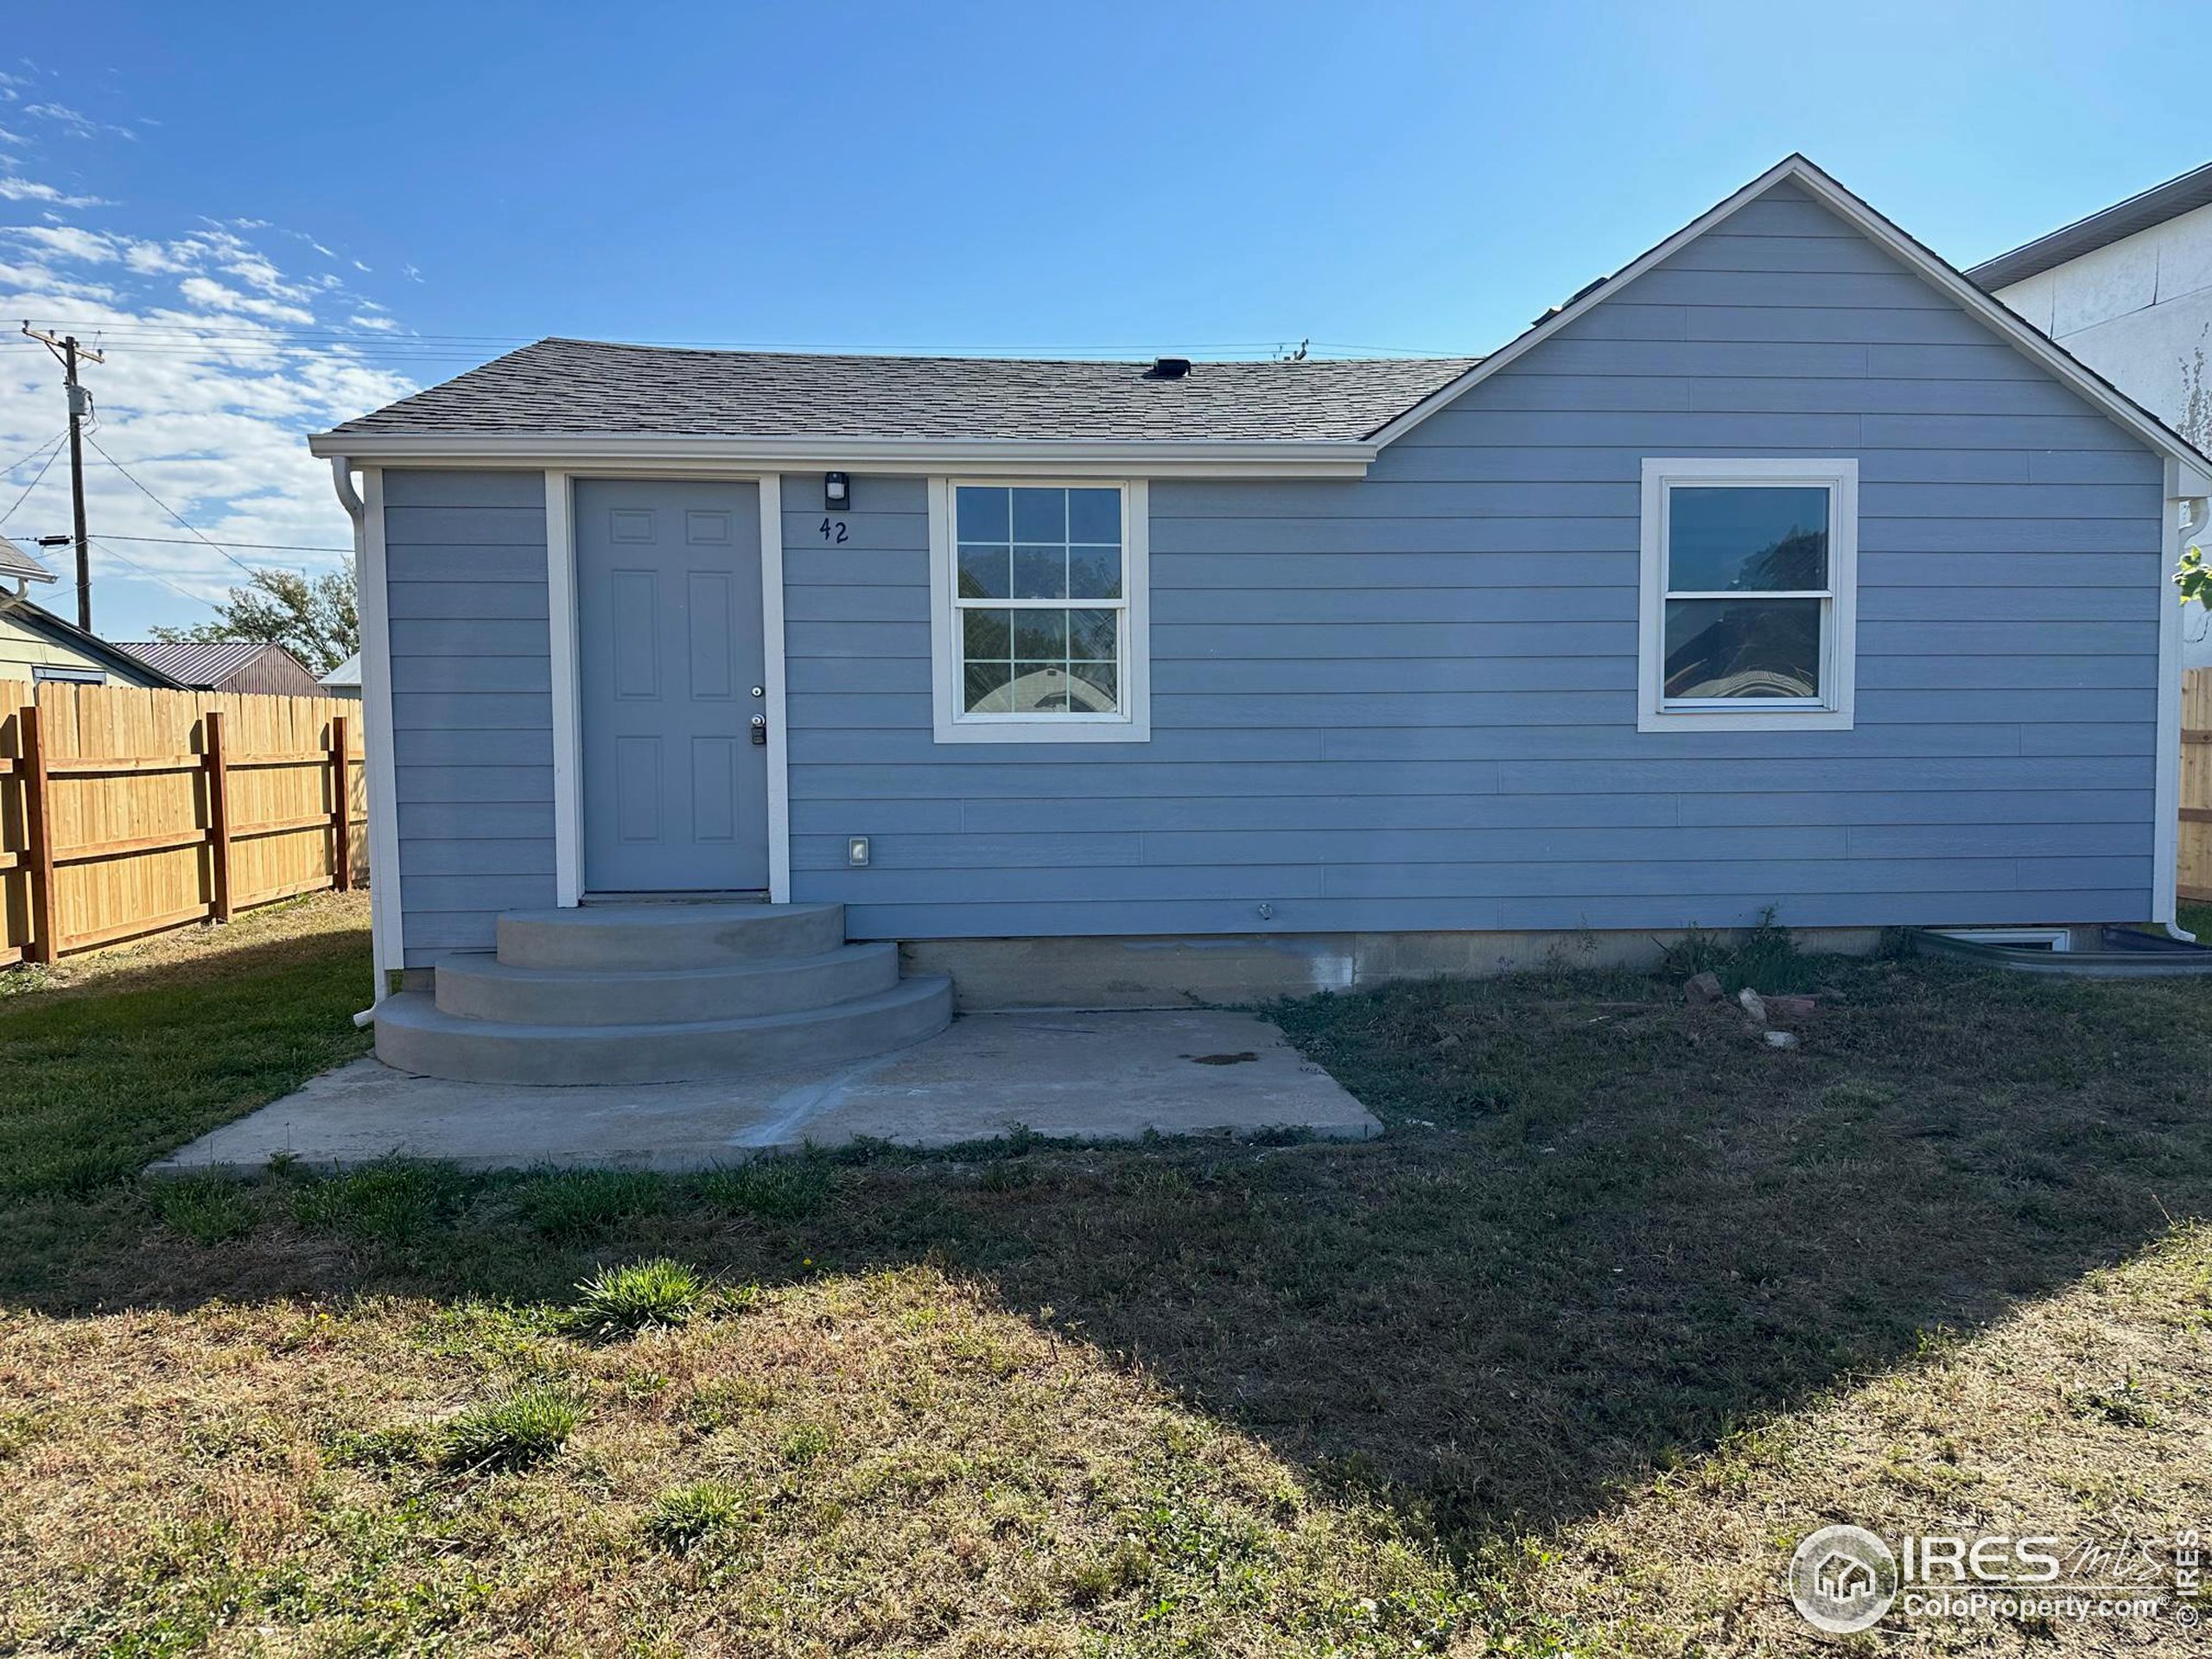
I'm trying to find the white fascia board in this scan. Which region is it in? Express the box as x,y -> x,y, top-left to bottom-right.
1365,155 -> 2212,490
304,431 -> 1375,478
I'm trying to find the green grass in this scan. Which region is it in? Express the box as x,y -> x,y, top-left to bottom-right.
699,1153 -> 836,1219
643,1478 -> 749,1554
3,905 -> 2211,1655
569,1256 -> 704,1335
439,1384 -> 582,1471
514,1166 -> 666,1238
0,908 -> 372,1197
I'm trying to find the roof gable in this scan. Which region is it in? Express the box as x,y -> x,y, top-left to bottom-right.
3,603 -> 183,686
1367,156 -> 2212,492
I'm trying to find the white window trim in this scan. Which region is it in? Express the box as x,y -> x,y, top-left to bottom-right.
1637,457 -> 1858,734
928,476 -> 1151,744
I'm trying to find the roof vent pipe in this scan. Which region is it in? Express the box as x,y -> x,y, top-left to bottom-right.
1147,357 -> 1192,379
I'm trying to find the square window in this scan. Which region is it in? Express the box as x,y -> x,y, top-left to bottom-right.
963,607 -> 1012,658
1068,545 -> 1122,600
1011,487 -> 1066,542
958,544 -> 1012,599
956,486 -> 1010,543
1639,460 -> 1856,733
1011,544 -> 1067,600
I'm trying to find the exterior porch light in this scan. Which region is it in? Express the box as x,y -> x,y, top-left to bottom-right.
824,472 -> 851,511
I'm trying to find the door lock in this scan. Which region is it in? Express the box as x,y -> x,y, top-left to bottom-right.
751,685 -> 764,698
750,714 -> 767,746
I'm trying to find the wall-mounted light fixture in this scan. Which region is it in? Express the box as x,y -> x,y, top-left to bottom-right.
847,835 -> 871,868
824,472 -> 851,512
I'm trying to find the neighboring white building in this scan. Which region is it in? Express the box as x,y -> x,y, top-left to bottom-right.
1970,162 -> 2212,664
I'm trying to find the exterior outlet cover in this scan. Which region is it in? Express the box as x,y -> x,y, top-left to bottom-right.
847,836 -> 870,868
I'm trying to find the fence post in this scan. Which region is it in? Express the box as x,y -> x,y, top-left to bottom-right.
203,709 -> 233,923
21,702 -> 57,963
329,713 -> 352,892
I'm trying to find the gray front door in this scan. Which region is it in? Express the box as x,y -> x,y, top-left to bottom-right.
576,478 -> 769,893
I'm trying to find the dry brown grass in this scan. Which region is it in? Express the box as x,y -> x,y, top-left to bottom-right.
4,905 -> 2212,1654
6,889 -> 371,998
0,1268 -> 1464,1656
1516,1223 -> 2212,1654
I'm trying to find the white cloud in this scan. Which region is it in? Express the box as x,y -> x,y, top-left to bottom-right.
0,110 -> 422,629
0,175 -> 108,207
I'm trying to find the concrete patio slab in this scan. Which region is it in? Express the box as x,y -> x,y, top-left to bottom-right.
149,1010 -> 1378,1175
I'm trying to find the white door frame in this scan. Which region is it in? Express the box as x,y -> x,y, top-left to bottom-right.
547,469 -> 790,906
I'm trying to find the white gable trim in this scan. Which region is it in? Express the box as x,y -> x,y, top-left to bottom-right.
1365,155 -> 2212,496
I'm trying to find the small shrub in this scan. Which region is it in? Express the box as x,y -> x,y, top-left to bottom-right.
699,1156 -> 834,1221
570,1258 -> 702,1337
644,1478 -> 748,1554
441,1385 -> 580,1471
296,1160 -> 466,1244
149,1175 -> 258,1245
516,1167 -> 664,1238
1657,908 -> 1817,995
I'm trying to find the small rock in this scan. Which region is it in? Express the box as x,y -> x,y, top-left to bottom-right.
1685,971 -> 1724,1003
1737,987 -> 1768,1025
1435,1033 -> 1462,1052
1768,995 -> 1816,1021
1764,1029 -> 1798,1049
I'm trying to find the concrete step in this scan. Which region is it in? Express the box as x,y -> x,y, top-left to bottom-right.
432,943 -> 899,1027
374,975 -> 953,1085
496,901 -> 846,971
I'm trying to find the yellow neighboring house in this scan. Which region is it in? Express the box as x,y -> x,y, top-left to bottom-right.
0,533 -> 181,688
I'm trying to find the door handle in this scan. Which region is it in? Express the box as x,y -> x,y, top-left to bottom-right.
751,715 -> 767,746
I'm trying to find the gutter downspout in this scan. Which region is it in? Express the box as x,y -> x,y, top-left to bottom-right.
2169,493 -> 2211,943
329,458 -> 381,1026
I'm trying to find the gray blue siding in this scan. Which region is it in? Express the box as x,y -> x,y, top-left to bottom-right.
384,469 -> 555,965
384,178 -> 2166,963
781,181 -> 2162,940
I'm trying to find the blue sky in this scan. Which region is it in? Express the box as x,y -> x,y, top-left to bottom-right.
0,0 -> 2204,638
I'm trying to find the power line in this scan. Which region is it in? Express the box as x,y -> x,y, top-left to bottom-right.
98,532 -> 349,555
0,432 -> 65,527
79,432 -> 265,584
87,537 -> 222,614
0,429 -> 67,477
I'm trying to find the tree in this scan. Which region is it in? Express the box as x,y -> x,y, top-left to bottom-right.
2178,338 -> 2212,609
152,565 -> 358,675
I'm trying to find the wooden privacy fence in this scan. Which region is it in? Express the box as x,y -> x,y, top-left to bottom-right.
2185,668 -> 2212,904
0,681 -> 366,964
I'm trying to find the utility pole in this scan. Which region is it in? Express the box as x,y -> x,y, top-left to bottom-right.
21,324 -> 105,631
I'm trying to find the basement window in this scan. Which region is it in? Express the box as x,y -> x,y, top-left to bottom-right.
929,480 -> 1151,743
1638,459 -> 1858,732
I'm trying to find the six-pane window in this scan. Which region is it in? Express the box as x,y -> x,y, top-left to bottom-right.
955,485 -> 1125,716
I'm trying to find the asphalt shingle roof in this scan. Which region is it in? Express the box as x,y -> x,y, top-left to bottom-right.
329,339 -> 1483,443
0,531 -> 54,584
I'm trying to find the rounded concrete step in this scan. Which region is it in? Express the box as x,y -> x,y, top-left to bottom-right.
433,942 -> 899,1027
496,901 -> 846,970
375,975 -> 952,1085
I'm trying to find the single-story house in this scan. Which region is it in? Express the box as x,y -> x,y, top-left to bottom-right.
321,652 -> 364,700
113,637 -> 326,697
1965,160 -> 2212,665
309,155 -> 2212,1087
1,538 -> 182,687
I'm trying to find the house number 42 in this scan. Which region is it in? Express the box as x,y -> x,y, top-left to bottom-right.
818,518 -> 849,543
